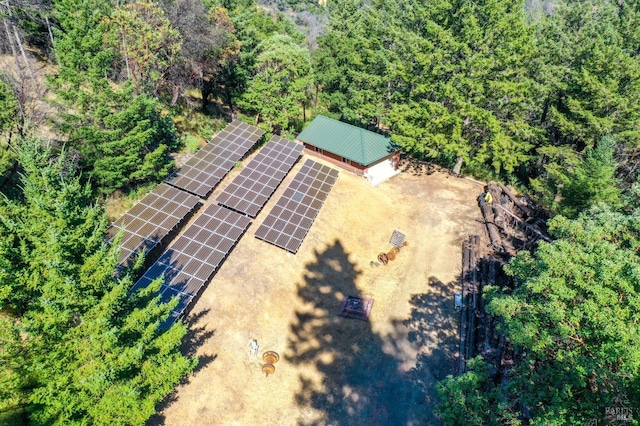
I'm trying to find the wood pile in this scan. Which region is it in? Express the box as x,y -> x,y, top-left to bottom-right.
458,182 -> 551,375
458,238 -> 514,377
479,181 -> 550,256
459,235 -> 479,373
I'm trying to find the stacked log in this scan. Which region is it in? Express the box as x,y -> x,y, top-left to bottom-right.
478,194 -> 506,254
460,182 -> 551,382
480,182 -> 550,255
459,235 -> 479,373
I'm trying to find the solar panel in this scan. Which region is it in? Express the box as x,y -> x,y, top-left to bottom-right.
254,159 -> 338,253
165,120 -> 265,197
130,204 -> 251,328
106,183 -> 201,267
216,136 -> 303,217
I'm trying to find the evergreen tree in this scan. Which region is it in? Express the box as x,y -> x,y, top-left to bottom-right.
51,0 -> 178,194
559,135 -> 621,217
315,0 -> 540,174
0,77 -> 18,141
534,0 -> 640,149
0,77 -> 19,179
238,33 -> 313,132
313,0 -> 390,127
0,139 -> 195,424
530,0 -> 640,196
437,207 -> 640,425
104,0 -> 182,96
436,356 -> 518,426
223,1 -> 307,111
62,90 -> 178,194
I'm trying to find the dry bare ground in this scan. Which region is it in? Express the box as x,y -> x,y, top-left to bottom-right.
149,156 -> 485,426
0,53 -> 58,140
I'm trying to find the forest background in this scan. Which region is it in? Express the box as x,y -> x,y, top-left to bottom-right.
1,0 -> 639,424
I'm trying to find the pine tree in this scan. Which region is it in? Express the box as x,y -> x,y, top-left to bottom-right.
50,0 -> 178,194
482,208 -> 640,424
238,33 -> 313,132
559,135 -> 621,217
0,77 -> 19,179
0,139 -> 195,424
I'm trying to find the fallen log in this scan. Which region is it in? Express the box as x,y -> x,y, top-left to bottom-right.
495,181 -> 533,217
479,197 -> 505,253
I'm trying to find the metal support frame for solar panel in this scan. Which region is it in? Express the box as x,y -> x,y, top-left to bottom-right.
130,204 -> 251,329
255,159 -> 338,253
106,183 -> 201,268
216,136 -> 303,218
165,120 -> 264,198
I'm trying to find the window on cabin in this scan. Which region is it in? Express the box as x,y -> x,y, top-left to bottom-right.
314,146 -> 324,154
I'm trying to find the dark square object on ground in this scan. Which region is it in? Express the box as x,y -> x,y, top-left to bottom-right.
338,295 -> 374,321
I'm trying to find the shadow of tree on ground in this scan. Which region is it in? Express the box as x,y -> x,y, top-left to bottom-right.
401,277 -> 460,421
286,241 -> 460,425
147,308 -> 217,425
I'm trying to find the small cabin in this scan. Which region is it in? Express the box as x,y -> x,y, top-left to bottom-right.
297,115 -> 401,186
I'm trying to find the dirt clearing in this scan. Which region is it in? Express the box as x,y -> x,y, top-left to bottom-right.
149,158 -> 484,425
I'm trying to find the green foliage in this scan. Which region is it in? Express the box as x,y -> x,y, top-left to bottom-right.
484,207 -> 640,424
315,0 -> 540,174
28,280 -> 194,425
531,136 -> 621,216
182,133 -> 203,154
51,0 -> 179,195
559,135 -> 621,217
313,0 -> 639,197
104,0 -> 182,96
60,90 -> 178,194
50,0 -> 114,108
0,316 -> 29,425
0,140 -> 195,425
534,0 -> 640,149
0,78 -> 18,139
0,137 -> 105,314
436,356 -> 519,426
238,33 -> 313,132
223,2 -> 306,106
0,77 -> 19,180
313,0 -> 389,127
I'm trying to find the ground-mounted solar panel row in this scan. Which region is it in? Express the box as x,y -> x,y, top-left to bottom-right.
106,183 -> 201,267
216,136 -> 303,218
130,204 -> 252,329
165,120 -> 265,198
254,159 -> 339,253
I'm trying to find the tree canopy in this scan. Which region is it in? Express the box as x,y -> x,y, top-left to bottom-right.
437,205 -> 640,424
2,0 -> 640,423
0,140 -> 195,424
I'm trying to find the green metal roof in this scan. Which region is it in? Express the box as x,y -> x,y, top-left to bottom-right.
297,115 -> 397,166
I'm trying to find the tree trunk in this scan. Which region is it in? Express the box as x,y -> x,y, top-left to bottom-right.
4,2 -> 35,85
45,16 -> 54,46
170,85 -> 180,106
2,15 -> 21,76
122,34 -> 131,80
201,81 -> 211,111
452,156 -> 463,175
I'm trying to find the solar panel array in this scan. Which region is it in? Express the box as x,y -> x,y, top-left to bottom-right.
255,159 -> 339,253
106,183 -> 201,267
130,204 -> 252,327
216,136 -> 303,217
166,120 -> 264,198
